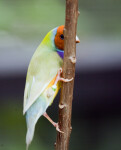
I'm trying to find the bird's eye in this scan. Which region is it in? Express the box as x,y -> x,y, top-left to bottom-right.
60,34 -> 64,40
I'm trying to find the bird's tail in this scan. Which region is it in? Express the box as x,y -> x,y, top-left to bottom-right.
25,96 -> 48,150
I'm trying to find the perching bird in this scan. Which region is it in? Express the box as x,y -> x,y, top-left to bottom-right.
23,25 -> 80,149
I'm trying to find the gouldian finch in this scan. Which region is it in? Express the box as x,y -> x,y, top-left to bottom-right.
23,25 -> 80,149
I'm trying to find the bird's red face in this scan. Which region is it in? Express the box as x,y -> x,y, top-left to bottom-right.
54,25 -> 80,59
54,25 -> 64,51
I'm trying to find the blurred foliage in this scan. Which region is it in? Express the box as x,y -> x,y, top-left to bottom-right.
79,0 -> 121,36
0,0 -> 121,41
0,0 -> 65,39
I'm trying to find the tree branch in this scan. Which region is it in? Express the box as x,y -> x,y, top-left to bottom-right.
55,0 -> 79,150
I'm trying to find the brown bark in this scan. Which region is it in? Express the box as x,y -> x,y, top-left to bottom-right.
55,0 -> 79,150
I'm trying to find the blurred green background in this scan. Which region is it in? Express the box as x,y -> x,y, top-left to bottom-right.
0,0 -> 121,150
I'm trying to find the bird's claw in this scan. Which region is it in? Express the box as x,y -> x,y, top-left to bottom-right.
54,123 -> 64,134
60,77 -> 73,82
58,68 -> 73,83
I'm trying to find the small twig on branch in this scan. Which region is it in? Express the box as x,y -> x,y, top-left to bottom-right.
55,0 -> 79,150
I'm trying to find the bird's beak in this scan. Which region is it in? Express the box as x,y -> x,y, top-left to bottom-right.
76,35 -> 80,43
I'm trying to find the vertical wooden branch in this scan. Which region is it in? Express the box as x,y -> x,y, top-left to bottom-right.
55,0 -> 79,150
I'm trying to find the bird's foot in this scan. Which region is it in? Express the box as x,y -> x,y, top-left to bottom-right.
43,112 -> 64,133
59,77 -> 73,82
55,68 -> 73,84
54,122 -> 64,133
52,68 -> 73,90
58,68 -> 73,82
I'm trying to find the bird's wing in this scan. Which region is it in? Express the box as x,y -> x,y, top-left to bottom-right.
23,45 -> 63,114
